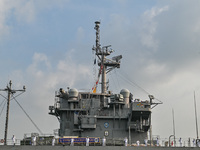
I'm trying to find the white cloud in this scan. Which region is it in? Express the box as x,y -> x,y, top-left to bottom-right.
0,0 -> 36,41
100,2 -> 200,139
0,51 -> 92,138
56,51 -> 91,88
143,60 -> 168,77
26,51 -> 91,107
140,6 -> 169,51
0,0 -> 11,40
193,20 -> 200,33
27,53 -> 51,78
143,6 -> 169,21
76,27 -> 85,42
13,0 -> 36,24
0,0 -> 70,40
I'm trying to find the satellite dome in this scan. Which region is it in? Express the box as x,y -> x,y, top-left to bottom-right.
120,89 -> 130,98
69,88 -> 79,98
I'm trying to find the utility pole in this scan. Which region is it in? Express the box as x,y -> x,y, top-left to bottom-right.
0,80 -> 25,145
172,108 -> 176,147
148,95 -> 154,146
194,91 -> 199,140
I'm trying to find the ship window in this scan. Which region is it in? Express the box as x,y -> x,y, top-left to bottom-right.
81,94 -> 89,99
81,94 -> 85,99
82,111 -> 86,115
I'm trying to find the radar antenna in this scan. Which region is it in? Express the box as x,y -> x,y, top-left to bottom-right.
92,21 -> 122,94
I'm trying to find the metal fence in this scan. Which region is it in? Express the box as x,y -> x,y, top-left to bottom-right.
159,138 -> 199,147
0,137 -> 199,147
0,139 -> 21,146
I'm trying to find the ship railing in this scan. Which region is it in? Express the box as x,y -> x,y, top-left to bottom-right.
2,137 -> 198,147
54,137 -> 199,147
131,102 -> 151,111
19,133 -> 56,145
54,96 -> 60,109
0,139 -> 21,146
158,137 -> 199,147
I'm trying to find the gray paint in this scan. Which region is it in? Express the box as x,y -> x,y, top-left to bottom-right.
49,90 -> 151,144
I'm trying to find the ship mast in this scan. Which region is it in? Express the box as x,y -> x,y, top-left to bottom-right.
93,21 -> 122,94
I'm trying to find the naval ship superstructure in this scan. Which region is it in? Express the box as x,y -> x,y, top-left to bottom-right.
48,21 -> 155,145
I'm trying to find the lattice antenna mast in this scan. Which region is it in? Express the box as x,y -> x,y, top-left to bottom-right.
92,21 -> 122,94
0,80 -> 25,145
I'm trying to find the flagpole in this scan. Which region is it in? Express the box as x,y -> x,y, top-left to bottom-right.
172,108 -> 176,147
194,91 -> 199,139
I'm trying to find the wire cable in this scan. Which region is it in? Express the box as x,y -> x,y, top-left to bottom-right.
118,69 -> 150,95
10,92 -> 25,101
11,94 -> 43,135
0,98 -> 6,107
0,93 -> 7,100
117,69 -> 163,103
109,73 -> 117,92
0,100 -> 6,117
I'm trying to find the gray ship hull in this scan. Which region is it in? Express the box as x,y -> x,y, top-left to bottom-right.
0,146 -> 199,150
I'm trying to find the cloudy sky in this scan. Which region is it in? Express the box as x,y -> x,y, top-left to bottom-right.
0,0 -> 200,143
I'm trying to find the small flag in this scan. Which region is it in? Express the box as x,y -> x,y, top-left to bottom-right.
93,87 -> 96,93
